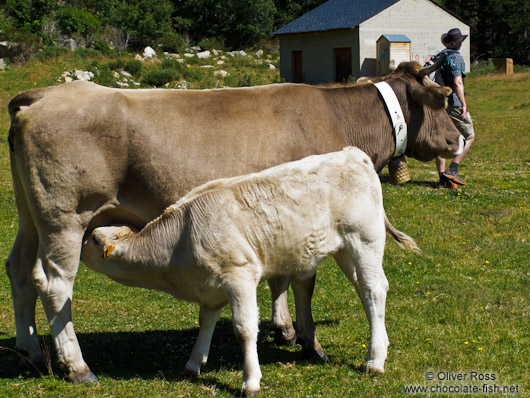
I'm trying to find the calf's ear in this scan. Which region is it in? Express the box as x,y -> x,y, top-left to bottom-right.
408,83 -> 452,110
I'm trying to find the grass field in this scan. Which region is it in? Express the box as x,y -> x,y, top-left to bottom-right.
0,56 -> 529,397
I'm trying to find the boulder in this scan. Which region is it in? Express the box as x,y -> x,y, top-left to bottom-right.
143,46 -> 156,59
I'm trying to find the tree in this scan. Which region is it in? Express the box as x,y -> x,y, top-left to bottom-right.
222,0 -> 276,48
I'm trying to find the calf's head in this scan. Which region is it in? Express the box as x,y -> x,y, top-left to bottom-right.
84,225 -> 136,261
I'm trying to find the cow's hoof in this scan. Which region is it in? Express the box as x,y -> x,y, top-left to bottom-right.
271,326 -> 297,346
301,346 -> 329,362
68,370 -> 99,384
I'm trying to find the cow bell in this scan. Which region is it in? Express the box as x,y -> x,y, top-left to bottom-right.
388,156 -> 411,186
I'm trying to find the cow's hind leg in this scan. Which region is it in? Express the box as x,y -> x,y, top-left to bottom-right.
33,228 -> 98,383
184,305 -> 222,376
5,227 -> 46,373
268,275 -> 296,346
223,274 -> 262,396
290,273 -> 328,361
334,247 -> 389,374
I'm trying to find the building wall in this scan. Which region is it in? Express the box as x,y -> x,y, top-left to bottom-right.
359,0 -> 470,76
279,29 -> 359,84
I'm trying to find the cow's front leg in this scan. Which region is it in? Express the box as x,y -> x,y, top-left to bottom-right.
290,273 -> 328,361
34,229 -> 98,383
6,228 -> 46,372
334,248 -> 389,374
184,305 -> 222,376
223,274 -> 262,396
267,275 -> 297,346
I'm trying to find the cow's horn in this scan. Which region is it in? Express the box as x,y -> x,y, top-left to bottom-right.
417,54 -> 447,77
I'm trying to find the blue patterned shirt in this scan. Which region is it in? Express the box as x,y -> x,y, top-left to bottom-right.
433,49 -> 466,107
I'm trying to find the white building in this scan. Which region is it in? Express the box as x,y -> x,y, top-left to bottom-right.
274,0 -> 470,83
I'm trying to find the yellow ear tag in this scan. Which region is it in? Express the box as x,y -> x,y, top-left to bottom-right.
104,245 -> 116,258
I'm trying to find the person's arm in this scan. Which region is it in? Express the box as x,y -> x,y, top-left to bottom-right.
453,75 -> 467,119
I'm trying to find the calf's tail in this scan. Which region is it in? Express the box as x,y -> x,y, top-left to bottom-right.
384,214 -> 420,252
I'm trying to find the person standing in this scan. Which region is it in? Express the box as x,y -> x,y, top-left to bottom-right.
433,28 -> 475,188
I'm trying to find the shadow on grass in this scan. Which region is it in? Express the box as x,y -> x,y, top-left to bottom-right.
0,319 -> 341,394
380,174 -> 437,188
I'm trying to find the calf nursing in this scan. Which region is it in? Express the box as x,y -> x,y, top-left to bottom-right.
83,147 -> 418,395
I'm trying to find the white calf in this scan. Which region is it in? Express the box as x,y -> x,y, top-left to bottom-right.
82,147 -> 418,395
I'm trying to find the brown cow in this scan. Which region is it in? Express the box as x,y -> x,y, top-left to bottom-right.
6,60 -> 461,383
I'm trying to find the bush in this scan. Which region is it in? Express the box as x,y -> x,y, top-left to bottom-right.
161,58 -> 183,71
34,46 -> 70,60
158,32 -> 186,54
198,37 -> 225,51
108,58 -> 125,70
142,68 -> 177,86
223,72 -> 259,87
57,7 -> 100,36
93,39 -> 116,56
92,62 -> 117,87
124,59 -> 143,76
469,59 -> 497,76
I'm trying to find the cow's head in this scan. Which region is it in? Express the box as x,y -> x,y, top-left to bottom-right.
382,59 -> 464,162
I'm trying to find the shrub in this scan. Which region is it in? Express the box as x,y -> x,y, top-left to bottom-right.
142,68 -> 177,86
108,58 -> 125,70
92,62 -> 117,87
198,37 -> 225,51
469,59 -> 497,76
124,59 -> 143,76
93,39 -> 116,56
158,32 -> 186,54
34,46 -> 70,60
57,7 -> 100,36
224,72 -> 258,87
161,58 -> 183,71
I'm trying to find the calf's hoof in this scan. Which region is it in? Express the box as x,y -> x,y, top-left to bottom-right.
271,326 -> 297,347
18,355 -> 48,375
241,388 -> 260,397
182,367 -> 200,378
366,360 -> 385,376
68,370 -> 99,384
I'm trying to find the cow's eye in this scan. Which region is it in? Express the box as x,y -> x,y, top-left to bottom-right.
92,236 -> 99,245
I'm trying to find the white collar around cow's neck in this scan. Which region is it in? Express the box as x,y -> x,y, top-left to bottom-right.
373,81 -> 407,158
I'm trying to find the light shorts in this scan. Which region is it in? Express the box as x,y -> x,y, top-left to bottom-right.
447,105 -> 475,140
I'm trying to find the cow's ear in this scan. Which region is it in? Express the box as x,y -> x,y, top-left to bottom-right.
408,83 -> 452,110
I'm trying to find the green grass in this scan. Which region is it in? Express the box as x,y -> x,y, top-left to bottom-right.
0,57 -> 529,396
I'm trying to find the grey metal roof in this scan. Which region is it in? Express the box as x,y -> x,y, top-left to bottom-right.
273,0 -> 400,35
379,34 -> 411,42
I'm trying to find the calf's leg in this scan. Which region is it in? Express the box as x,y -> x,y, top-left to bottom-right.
184,306 -> 222,376
223,275 -> 262,396
334,247 -> 389,374
290,273 -> 328,360
267,275 -> 296,346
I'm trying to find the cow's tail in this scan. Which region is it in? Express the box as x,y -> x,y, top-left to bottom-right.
384,214 -> 420,252
8,88 -> 46,152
